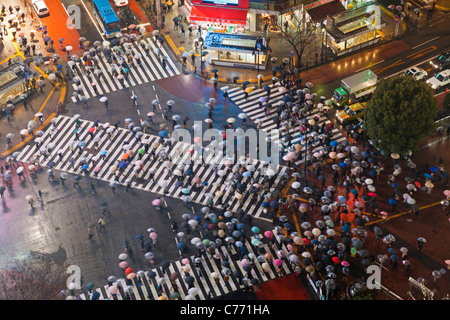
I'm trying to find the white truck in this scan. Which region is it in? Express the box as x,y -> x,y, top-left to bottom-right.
332,69 -> 378,108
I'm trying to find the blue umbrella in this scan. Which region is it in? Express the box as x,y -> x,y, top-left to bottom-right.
270,200 -> 278,209
91,292 -> 100,300
388,198 -> 397,205
56,64 -> 63,70
341,224 -> 351,233
262,201 -> 269,208
119,161 -> 128,168
339,162 -> 347,168
177,242 -> 187,250
243,81 -> 250,85
193,215 -> 202,221
175,181 -> 183,188
338,196 -> 346,202
430,166 -> 438,172
351,189 -> 358,195
390,254 -> 399,262
311,239 -> 320,245
159,130 -> 168,138
236,223 -> 245,230
100,150 -> 108,156
184,169 -> 193,176
330,141 -> 338,147
387,247 -> 396,254
81,164 -> 89,170
147,271 -> 156,278
78,141 -> 86,147
391,182 -> 399,188
232,230 -> 241,238
136,234 -> 144,240
263,85 -> 270,90
361,151 -> 369,157
424,173 -> 432,179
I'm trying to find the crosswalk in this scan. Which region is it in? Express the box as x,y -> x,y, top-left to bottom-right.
16,115 -> 288,221
69,37 -> 180,103
221,84 -> 348,164
76,228 -> 297,300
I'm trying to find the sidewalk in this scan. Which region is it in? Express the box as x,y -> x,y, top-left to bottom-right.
0,0 -> 67,159
141,2 -> 406,85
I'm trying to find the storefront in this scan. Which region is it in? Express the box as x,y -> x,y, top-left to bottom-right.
0,62 -> 34,114
186,0 -> 249,33
324,7 -> 384,56
203,32 -> 268,69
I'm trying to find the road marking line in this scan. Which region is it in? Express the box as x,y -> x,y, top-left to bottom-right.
354,60 -> 385,73
80,0 -> 105,41
412,36 -> 440,50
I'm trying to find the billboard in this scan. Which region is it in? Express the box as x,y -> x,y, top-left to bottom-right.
202,0 -> 239,6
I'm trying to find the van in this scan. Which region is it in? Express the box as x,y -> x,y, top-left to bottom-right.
32,0 -> 49,17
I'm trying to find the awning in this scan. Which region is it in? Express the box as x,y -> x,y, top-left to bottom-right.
189,5 -> 248,25
306,0 -> 346,22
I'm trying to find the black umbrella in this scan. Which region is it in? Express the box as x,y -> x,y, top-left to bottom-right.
185,276 -> 194,284
250,279 -> 259,286
243,265 -> 252,272
303,257 -> 312,266
160,260 -> 170,270
233,270 -> 243,278
147,271 -> 156,278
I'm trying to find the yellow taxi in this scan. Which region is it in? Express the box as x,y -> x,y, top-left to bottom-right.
336,102 -> 366,124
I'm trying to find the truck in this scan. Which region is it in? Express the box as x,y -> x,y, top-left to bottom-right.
332,69 -> 378,108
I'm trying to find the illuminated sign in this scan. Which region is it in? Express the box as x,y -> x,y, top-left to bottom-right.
202,0 -> 239,6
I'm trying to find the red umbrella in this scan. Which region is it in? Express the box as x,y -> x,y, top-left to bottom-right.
368,192 -> 377,197
332,256 -> 340,264
89,127 -> 95,133
124,267 -> 134,275
303,238 -> 310,245
415,181 -> 421,188
19,32 -> 25,37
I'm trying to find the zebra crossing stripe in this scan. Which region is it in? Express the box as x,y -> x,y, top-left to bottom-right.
68,38 -> 181,102
16,116 -> 286,222
75,228 -> 296,300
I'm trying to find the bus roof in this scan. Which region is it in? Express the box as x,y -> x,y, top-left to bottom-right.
93,0 -> 119,24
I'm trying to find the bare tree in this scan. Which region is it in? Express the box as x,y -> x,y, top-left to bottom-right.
0,257 -> 69,300
272,13 -> 316,68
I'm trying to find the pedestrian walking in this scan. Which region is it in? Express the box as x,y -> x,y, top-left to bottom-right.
88,225 -> 94,239
90,181 -> 97,194
98,217 -> 106,231
417,237 -> 426,251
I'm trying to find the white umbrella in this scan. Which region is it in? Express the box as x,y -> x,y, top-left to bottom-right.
35,112 -> 43,117
238,113 -> 247,119
99,96 -> 108,103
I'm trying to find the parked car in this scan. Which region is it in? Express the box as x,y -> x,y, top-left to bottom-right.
336,102 -> 366,124
113,0 -> 129,7
430,51 -> 450,70
32,0 -> 49,17
404,66 -> 427,81
426,69 -> 450,90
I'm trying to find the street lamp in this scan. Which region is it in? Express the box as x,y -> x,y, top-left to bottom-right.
199,36 -> 204,74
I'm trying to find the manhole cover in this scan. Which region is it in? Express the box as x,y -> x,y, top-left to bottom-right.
180,41 -> 185,44
165,31 -> 171,35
